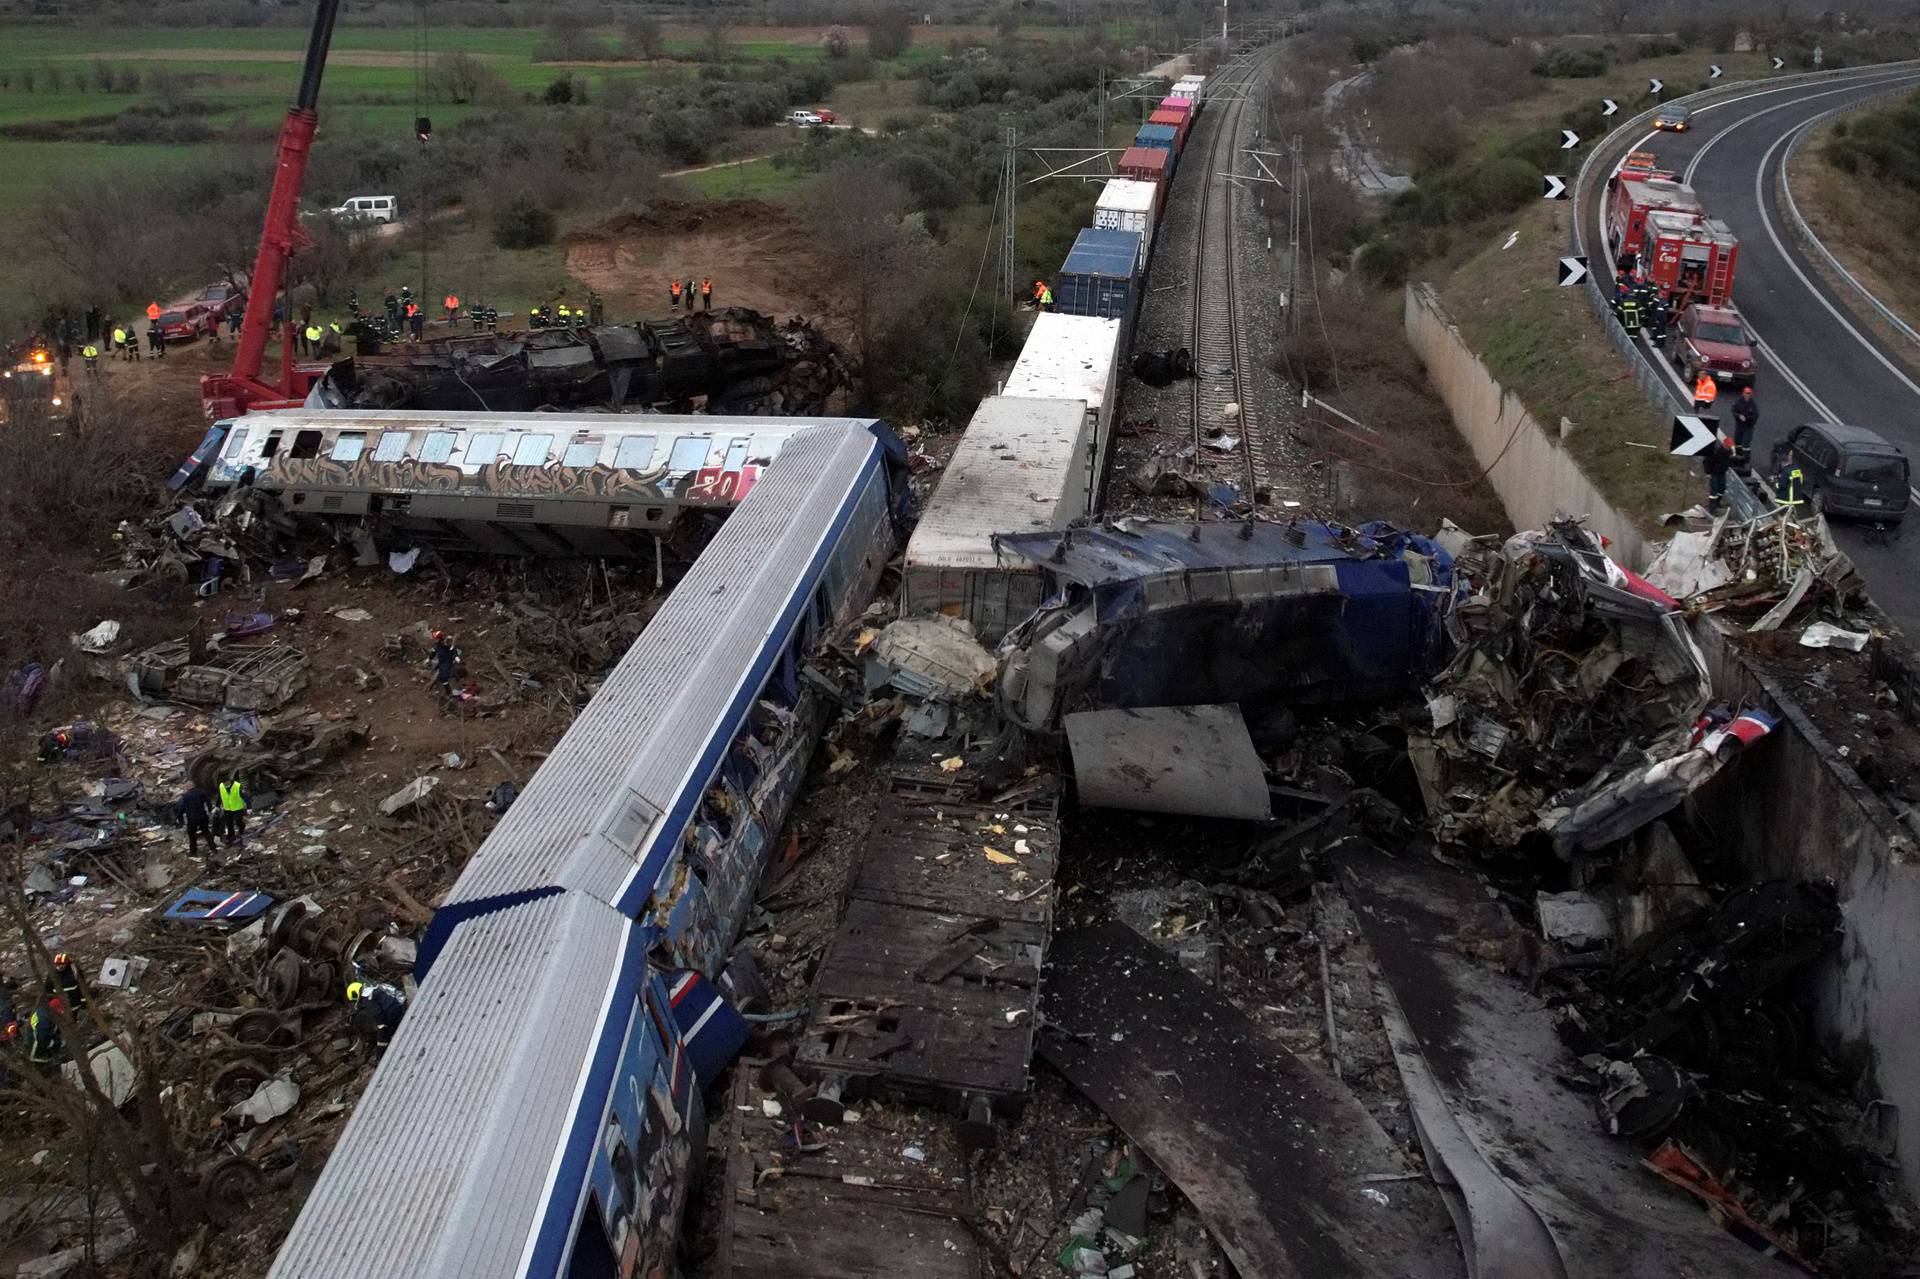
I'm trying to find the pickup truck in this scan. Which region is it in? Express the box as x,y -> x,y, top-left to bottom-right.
1670,303 -> 1756,391
786,110 -> 822,126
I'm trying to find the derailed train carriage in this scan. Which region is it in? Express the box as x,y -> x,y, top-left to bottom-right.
199,409 -> 843,559
267,421 -> 908,1279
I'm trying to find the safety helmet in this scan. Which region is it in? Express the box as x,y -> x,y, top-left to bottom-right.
345,981 -> 364,1002
431,630 -> 446,642
52,953 -> 67,967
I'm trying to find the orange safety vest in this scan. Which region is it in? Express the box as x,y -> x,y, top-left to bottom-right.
1693,373 -> 1717,404
670,281 -> 682,297
444,295 -> 459,310
145,302 -> 161,320
701,278 -> 711,295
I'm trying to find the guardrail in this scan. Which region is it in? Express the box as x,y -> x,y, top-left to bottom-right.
1775,88 -> 1920,352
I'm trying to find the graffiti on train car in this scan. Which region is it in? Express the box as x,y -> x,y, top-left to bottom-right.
259,452 -> 762,504
584,987 -> 697,1279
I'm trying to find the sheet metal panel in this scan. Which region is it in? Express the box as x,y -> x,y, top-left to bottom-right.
434,422 -> 889,928
1065,705 -> 1273,821
267,893 -> 637,1279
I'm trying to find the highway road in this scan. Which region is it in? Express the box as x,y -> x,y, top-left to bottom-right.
1581,66 -> 1920,627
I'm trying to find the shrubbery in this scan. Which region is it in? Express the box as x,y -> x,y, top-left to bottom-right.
491,195 -> 556,249
1531,48 -> 1608,79
1826,90 -> 1920,192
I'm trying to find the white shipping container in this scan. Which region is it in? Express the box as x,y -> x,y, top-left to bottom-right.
1172,74 -> 1205,109
1094,178 -> 1158,270
1001,312 -> 1123,510
902,396 -> 1093,640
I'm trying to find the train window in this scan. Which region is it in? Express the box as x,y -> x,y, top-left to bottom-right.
464,432 -> 505,465
420,432 -> 457,464
564,439 -> 603,468
668,434 -> 711,472
722,437 -> 749,470
512,433 -> 553,466
259,432 -> 282,458
372,431 -> 410,462
289,430 -> 324,459
614,435 -> 657,470
329,432 -> 366,462
603,789 -> 663,854
223,427 -> 249,462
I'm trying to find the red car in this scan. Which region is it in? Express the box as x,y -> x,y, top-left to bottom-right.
155,309 -> 211,343
1670,303 -> 1757,391
163,282 -> 247,337
813,108 -> 837,125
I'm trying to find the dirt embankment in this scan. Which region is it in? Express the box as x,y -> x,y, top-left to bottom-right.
563,198 -> 851,344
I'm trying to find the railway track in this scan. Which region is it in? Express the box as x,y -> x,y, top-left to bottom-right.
1188,52 -> 1273,520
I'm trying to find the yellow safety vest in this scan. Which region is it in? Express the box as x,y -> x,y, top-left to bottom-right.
304,326 -> 322,342
82,345 -> 98,359
112,328 -> 127,344
218,781 -> 245,811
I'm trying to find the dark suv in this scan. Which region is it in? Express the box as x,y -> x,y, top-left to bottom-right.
1780,422 -> 1910,522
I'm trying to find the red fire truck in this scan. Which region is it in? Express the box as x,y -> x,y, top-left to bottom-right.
1605,151 -> 1739,311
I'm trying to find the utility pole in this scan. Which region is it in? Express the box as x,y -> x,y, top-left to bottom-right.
1001,127 -> 1018,305
1286,134 -> 1303,336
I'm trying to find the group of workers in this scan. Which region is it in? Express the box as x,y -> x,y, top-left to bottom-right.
174,773 -> 251,863
667,278 -> 715,311
1610,268 -> 1674,343
1,953 -> 88,1073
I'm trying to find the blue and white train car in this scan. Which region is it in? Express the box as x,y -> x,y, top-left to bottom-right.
268,420 -> 906,1279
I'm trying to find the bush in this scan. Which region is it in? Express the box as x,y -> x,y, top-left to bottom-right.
491,195 -> 555,249
542,76 -> 575,105
1356,236 -> 1412,288
867,7 -> 914,60
1637,37 -> 1684,59
1531,48 -> 1608,79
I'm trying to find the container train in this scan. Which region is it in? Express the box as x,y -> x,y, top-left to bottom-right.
266,420 -> 907,1279
902,71 -> 1208,642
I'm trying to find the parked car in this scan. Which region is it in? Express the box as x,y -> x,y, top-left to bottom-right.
813,108 -> 837,125
786,110 -> 822,126
1651,103 -> 1692,132
1671,304 -> 1756,390
329,194 -> 397,223
1780,421 -> 1910,522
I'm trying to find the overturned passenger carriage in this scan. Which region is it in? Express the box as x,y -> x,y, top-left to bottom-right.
200,409 -> 867,559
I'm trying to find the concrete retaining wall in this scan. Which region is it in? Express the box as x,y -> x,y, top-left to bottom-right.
1691,618 -> 1920,1202
1403,283 -> 1650,566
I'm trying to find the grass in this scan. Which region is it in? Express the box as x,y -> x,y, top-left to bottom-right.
0,137 -> 201,217
1789,104 -> 1920,362
339,216 -> 570,327
662,157 -> 805,201
1436,200 -> 1694,525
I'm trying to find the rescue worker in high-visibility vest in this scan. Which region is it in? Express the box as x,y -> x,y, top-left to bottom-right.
1692,371 -> 1718,413
111,325 -> 134,361
669,280 -> 683,309
27,999 -> 64,1069
51,953 -> 85,1011
557,302 -> 572,327
444,293 -> 460,324
1776,454 -> 1807,509
145,301 -> 161,323
216,775 -> 247,847
1618,287 -> 1643,336
700,278 -> 712,310
82,343 -> 100,378
303,324 -> 323,358
1040,282 -> 1054,311
345,977 -> 407,1054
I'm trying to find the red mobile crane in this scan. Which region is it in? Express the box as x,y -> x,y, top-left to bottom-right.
199,0 -> 342,421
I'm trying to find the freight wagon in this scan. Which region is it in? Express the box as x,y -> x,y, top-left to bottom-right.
902,397 -> 1095,641
1118,144 -> 1169,188
1133,123 -> 1180,173
1147,107 -> 1190,151
1002,312 -> 1124,497
1094,178 -> 1158,268
1054,228 -> 1144,322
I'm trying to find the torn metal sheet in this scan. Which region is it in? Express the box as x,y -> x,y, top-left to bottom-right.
1334,845 -> 1784,1277
865,615 -> 995,700
996,519 -> 1457,731
1040,922 -> 1465,1279
1065,704 -> 1272,821
1547,708 -> 1776,856
1536,892 -> 1615,951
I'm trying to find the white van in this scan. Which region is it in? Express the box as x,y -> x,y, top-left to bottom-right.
329,194 -> 398,223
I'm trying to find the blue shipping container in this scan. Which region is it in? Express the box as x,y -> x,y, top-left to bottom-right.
1135,123 -> 1180,158
1056,227 -> 1143,321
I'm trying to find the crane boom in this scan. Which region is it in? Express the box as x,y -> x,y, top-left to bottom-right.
200,0 -> 342,420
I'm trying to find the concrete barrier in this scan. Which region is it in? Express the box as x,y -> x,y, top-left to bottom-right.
1691,616 -> 1920,1204
1403,282 -> 1651,566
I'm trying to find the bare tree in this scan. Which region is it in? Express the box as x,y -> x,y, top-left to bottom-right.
431,50 -> 507,105
534,11 -> 599,62
621,14 -> 666,61
866,6 -> 914,60
802,162 -> 922,403
700,16 -> 733,63
1593,0 -> 1641,32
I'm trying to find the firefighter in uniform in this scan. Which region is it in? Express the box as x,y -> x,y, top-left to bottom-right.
51,953 -> 85,1011
1776,454 -> 1808,510
556,301 -> 572,328
27,998 -> 64,1070
345,978 -> 407,1054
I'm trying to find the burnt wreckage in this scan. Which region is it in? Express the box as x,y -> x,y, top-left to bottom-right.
321,307 -> 853,415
